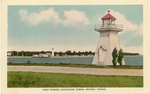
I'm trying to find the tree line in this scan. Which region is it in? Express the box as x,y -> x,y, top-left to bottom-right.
8,50 -> 95,56
8,50 -> 139,57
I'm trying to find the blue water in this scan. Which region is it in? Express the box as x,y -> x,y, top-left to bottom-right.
7,56 -> 143,66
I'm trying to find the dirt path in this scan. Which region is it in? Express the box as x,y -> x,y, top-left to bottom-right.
8,66 -> 143,76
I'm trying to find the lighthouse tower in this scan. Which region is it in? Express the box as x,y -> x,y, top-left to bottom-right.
51,48 -> 54,57
92,10 -> 125,66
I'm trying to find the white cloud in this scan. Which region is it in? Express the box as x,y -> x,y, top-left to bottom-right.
110,10 -> 142,36
63,10 -> 90,26
19,8 -> 90,26
19,8 -> 62,25
106,10 -> 143,55
19,9 -> 28,21
136,24 -> 143,36
8,44 -> 96,52
120,45 -> 143,55
109,10 -> 143,51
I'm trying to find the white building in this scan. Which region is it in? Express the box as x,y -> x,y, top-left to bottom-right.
39,53 -> 49,57
32,53 -> 51,58
7,51 -> 12,56
32,54 -> 39,57
92,10 -> 125,66
51,48 -> 54,56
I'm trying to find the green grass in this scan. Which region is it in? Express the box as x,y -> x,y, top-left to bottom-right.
8,71 -> 143,87
8,63 -> 143,69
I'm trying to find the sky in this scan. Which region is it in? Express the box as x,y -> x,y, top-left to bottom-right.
8,5 -> 143,54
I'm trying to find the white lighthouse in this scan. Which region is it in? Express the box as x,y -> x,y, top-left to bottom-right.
51,48 -> 54,57
92,10 -> 125,66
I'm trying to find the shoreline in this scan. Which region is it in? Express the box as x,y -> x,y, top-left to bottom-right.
7,55 -> 142,58
7,56 -> 93,58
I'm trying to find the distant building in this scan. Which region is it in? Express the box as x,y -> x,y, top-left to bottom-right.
7,51 -> 12,56
32,54 -> 39,57
32,53 -> 51,58
39,54 -> 49,57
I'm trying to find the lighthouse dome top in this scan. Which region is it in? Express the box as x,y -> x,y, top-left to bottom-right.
101,10 -> 116,20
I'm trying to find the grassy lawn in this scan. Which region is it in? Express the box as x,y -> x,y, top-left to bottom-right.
8,63 -> 143,69
8,71 -> 143,87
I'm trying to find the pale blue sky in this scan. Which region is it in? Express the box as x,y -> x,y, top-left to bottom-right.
8,5 -> 143,53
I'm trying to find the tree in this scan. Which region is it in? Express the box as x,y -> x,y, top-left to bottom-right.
78,51 -> 81,56
112,48 -> 118,66
11,51 -> 17,56
41,51 -> 46,54
65,50 -> 72,56
117,49 -> 124,66
58,52 -> 63,56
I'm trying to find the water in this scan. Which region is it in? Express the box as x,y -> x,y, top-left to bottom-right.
124,56 -> 143,66
8,56 -> 143,66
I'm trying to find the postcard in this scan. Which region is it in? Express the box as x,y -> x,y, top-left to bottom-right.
1,0 -> 150,94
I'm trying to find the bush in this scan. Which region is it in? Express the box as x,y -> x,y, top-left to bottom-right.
118,49 -> 124,66
112,48 -> 118,66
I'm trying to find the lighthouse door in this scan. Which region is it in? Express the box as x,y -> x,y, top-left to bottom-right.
98,46 -> 103,65
99,48 -> 103,64
99,46 -> 107,65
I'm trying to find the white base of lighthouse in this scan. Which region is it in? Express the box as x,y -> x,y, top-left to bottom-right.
92,31 -> 125,66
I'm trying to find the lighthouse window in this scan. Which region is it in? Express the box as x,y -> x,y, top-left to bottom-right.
112,20 -> 115,24
104,19 -> 110,26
